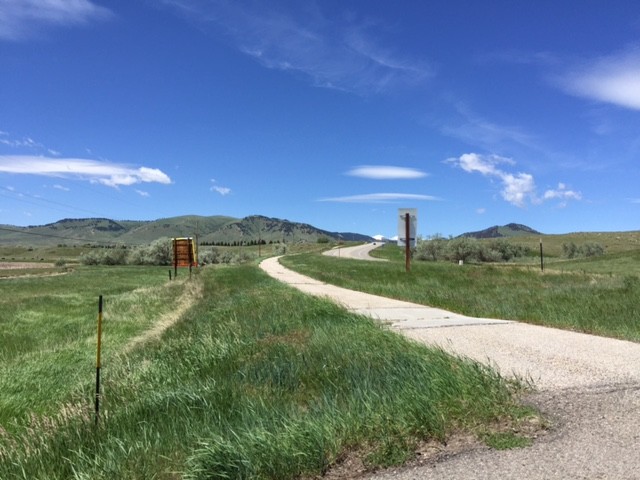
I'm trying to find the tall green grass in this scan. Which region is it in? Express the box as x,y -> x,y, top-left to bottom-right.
282,251 -> 640,342
0,265 -> 529,479
0,266 -> 189,428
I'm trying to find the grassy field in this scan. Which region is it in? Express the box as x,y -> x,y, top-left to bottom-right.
0,263 -> 532,479
282,245 -> 640,342
0,266 -> 191,427
508,230 -> 640,257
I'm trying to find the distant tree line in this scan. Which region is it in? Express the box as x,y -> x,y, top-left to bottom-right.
199,239 -> 278,247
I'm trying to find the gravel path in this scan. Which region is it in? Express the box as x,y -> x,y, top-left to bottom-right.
260,254 -> 640,479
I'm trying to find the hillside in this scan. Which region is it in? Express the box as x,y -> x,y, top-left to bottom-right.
459,223 -> 542,239
0,215 -> 372,246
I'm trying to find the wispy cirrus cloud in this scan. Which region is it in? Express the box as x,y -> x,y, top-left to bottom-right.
319,193 -> 439,204
0,155 -> 172,188
440,103 -> 540,152
556,46 -> 640,111
160,0 -> 432,95
346,165 -> 428,180
0,134 -> 42,149
0,0 -> 113,41
447,153 -> 581,208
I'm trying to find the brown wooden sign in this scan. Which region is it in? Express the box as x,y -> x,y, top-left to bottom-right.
172,237 -> 197,268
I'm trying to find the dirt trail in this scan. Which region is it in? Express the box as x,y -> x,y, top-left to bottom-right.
123,278 -> 203,353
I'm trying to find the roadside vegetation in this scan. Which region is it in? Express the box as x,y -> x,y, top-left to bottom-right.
0,263 -> 532,479
282,244 -> 640,342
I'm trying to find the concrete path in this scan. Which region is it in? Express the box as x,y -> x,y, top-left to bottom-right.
259,256 -> 640,479
261,255 -> 509,329
323,242 -> 387,261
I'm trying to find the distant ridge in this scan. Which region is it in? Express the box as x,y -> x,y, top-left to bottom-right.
0,215 -> 372,246
459,223 -> 542,239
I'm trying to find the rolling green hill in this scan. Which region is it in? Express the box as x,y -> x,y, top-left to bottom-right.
459,223 -> 542,239
0,215 -> 372,246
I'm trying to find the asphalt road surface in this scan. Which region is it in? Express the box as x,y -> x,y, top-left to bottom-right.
260,255 -> 640,480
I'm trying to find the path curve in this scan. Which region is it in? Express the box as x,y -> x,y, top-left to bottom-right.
323,242 -> 386,261
259,256 -> 640,479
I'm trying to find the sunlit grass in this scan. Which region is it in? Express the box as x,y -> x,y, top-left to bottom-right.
0,266 -> 188,427
281,249 -> 640,342
0,264 -> 531,479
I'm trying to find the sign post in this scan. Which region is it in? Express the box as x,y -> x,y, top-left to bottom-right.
95,295 -> 103,426
398,209 -> 417,273
405,213 -> 411,272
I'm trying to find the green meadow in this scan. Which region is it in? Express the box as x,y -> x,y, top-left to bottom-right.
0,262 -> 531,479
282,244 -> 640,342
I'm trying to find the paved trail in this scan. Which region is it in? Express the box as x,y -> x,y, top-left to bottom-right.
260,253 -> 640,479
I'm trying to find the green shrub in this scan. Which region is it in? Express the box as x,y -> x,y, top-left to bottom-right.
562,241 -> 605,259
129,238 -> 173,266
445,237 -> 480,263
274,244 -> 288,256
80,250 -> 101,265
199,247 -> 221,265
414,234 -> 446,261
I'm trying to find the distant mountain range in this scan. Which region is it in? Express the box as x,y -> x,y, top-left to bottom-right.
458,223 -> 542,239
0,215 -> 373,246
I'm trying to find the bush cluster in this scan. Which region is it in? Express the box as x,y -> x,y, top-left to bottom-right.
198,247 -> 257,265
414,236 -> 530,263
80,238 -> 257,266
562,241 -> 605,259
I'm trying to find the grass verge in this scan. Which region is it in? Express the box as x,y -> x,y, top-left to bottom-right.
281,250 -> 640,342
1,264 -> 532,479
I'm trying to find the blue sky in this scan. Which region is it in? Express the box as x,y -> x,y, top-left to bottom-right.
1,0 -> 639,237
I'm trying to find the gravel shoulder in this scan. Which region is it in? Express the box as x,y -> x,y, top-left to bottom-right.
260,255 -> 640,479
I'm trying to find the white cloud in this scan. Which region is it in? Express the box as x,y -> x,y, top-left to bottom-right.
455,153 -> 514,176
476,208 -> 486,214
160,1 -> 432,95
557,46 -> 640,111
210,179 -> 231,196
0,155 -> 172,188
0,0 -> 113,41
543,183 -> 582,202
53,184 -> 69,191
212,186 -> 231,196
346,165 -> 428,180
135,189 -> 150,197
319,193 -> 439,204
447,153 -> 581,208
